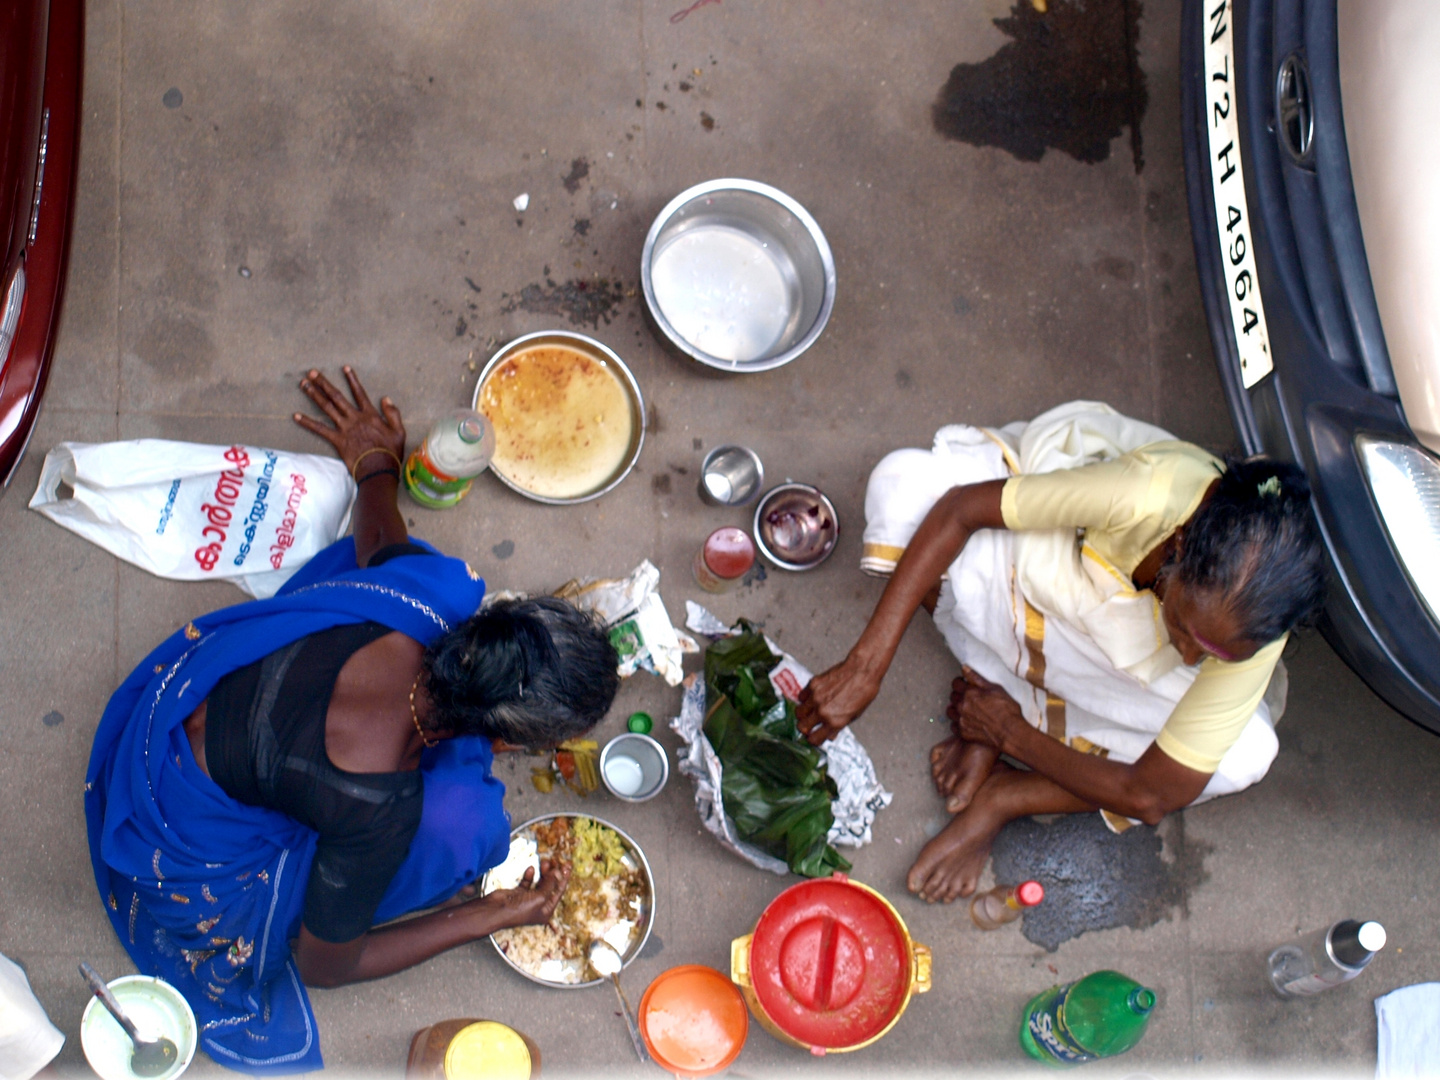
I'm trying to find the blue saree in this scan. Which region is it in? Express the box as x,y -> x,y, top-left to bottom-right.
84,539 -> 512,1073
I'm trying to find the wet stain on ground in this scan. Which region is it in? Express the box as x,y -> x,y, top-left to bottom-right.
42,711 -> 64,727
990,810 -> 1210,951
699,111 -> 715,131
1094,254 -> 1136,280
573,218 -> 591,236
652,473 -> 673,495
491,540 -> 515,560
561,157 -> 589,193
932,0 -> 1146,172
499,278 -> 627,328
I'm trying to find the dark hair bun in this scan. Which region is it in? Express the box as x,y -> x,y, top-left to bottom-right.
423,596 -> 620,747
1174,455 -> 1326,643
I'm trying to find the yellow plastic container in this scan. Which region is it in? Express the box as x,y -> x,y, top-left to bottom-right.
730,874 -> 932,1055
406,1020 -> 539,1079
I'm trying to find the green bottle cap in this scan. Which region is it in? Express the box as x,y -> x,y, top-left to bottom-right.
626,712 -> 653,734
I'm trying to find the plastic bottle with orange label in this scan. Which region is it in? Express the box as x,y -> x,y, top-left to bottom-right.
403,411 -> 495,509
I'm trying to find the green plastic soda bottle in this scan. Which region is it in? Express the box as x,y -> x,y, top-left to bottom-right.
1019,970 -> 1156,1065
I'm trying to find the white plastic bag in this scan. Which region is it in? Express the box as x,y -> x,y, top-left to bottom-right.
29,440 -> 355,598
0,952 -> 63,1080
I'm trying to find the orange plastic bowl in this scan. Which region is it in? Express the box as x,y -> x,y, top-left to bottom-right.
638,965 -> 749,1078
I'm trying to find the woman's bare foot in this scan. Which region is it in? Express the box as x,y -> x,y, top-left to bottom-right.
907,767 -> 1098,904
906,781 -> 1010,903
930,735 -> 966,795
931,738 -> 1000,813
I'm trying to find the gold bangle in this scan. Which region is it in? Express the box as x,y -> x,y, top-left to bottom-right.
351,446 -> 402,481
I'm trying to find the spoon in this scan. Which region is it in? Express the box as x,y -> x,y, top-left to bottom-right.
589,940 -> 650,1064
79,963 -> 179,1078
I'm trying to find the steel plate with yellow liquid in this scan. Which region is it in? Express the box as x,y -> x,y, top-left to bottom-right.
473,331 -> 645,504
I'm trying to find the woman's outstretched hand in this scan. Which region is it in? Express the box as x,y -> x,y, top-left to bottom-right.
478,860 -> 571,932
796,655 -> 884,745
293,366 -> 406,477
949,665 -> 1025,753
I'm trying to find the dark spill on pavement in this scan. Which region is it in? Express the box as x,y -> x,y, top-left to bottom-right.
932,0 -> 1147,172
990,810 -> 1209,951
499,278 -> 627,328
561,157 -> 590,194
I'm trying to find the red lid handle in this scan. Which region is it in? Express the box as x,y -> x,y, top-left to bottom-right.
1016,880 -> 1045,907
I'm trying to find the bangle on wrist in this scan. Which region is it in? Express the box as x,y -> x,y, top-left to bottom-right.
357,467 -> 400,485
350,446 -> 402,481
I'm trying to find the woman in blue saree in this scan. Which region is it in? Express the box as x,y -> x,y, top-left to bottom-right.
85,368 -> 620,1073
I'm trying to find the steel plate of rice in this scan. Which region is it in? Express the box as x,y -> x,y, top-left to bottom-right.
483,815 -> 652,987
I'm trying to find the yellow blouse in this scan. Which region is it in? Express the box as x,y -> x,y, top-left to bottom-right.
1000,441 -> 1284,773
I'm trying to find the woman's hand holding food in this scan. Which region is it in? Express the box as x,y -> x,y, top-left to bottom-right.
797,654 -> 885,745
476,860 -> 571,932
293,366 -> 406,479
949,666 -> 1025,753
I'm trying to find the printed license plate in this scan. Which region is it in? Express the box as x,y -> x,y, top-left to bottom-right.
1202,0 -> 1273,388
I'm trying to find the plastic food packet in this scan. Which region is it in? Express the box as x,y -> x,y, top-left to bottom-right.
670,615 -> 893,877
555,561 -> 697,685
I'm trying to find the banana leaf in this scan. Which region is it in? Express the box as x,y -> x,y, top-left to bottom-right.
702,623 -> 850,877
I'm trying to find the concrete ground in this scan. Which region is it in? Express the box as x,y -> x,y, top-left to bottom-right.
3,0 -> 1438,1075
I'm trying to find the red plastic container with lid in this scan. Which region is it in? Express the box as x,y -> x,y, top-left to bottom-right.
730,873 -> 932,1055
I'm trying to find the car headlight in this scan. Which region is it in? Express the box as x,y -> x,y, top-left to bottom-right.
1357,437 -> 1440,622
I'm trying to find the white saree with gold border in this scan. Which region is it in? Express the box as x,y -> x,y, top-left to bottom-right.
861,401 -> 1283,818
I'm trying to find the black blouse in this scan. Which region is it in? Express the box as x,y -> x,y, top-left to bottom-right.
204,543 -> 434,942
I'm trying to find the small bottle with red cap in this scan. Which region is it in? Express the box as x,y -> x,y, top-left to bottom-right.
969,879 -> 1044,930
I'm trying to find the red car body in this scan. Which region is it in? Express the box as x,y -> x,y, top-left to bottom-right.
0,0 -> 82,487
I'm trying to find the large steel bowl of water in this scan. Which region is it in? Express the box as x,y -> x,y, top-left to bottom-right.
641,179 -> 836,373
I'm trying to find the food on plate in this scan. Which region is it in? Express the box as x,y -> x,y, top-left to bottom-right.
488,817 -> 647,984
478,345 -> 634,499
484,835 -> 540,892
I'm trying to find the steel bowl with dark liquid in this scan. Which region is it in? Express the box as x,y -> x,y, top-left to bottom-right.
754,483 -> 839,570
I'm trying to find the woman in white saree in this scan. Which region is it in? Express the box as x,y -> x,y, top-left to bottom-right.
796,402 -> 1326,903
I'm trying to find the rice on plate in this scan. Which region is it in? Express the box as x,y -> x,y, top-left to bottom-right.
483,815 -> 651,986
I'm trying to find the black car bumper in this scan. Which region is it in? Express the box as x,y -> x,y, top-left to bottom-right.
1180,0 -> 1440,730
